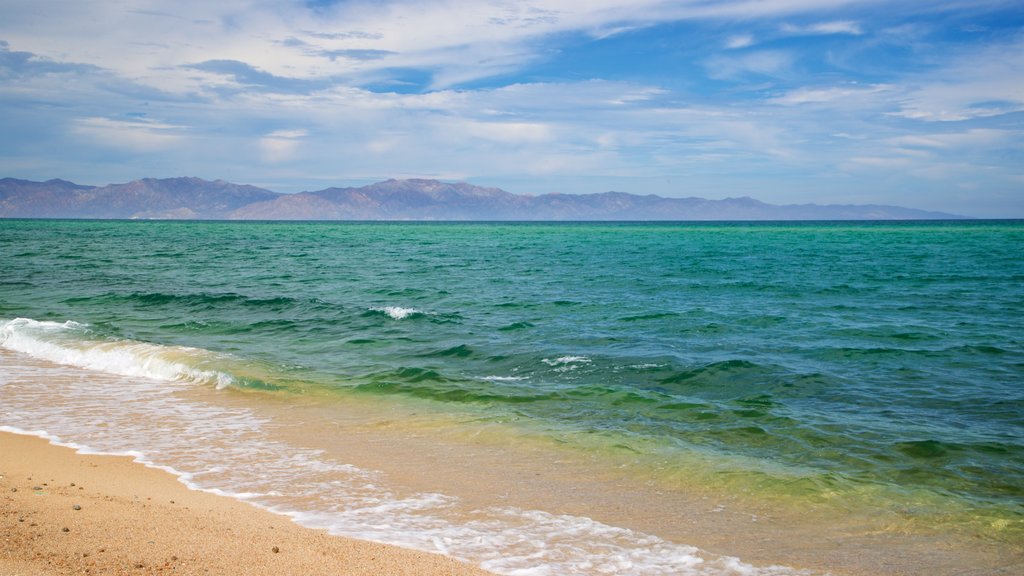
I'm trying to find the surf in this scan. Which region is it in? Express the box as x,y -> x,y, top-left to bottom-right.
1,317 -> 241,389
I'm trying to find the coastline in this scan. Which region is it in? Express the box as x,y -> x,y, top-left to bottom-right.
1,220 -> 1022,576
0,430 -> 492,576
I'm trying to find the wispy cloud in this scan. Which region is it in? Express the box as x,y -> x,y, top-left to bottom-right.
705,50 -> 793,80
0,40 -> 102,78
259,129 -> 308,163
0,2 -> 900,93
73,117 -> 186,151
725,34 -> 756,49
845,156 -> 914,169
769,84 -> 893,105
458,120 -> 554,144
891,38 -> 1024,121
888,129 -> 1014,149
781,20 -> 864,36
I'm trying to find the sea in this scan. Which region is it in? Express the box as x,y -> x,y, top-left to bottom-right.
1,219 -> 1021,575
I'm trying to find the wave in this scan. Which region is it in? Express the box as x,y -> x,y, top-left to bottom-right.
541,355 -> 593,374
618,312 -> 680,322
0,317 -> 239,389
61,290 -> 314,309
419,344 -> 475,358
497,321 -> 534,331
365,306 -> 463,324
55,292 -> 345,325
656,360 -> 766,387
542,355 -> 591,366
356,380 -> 562,405
367,306 -> 425,320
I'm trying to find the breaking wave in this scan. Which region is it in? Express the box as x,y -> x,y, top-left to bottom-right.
0,317 -> 238,389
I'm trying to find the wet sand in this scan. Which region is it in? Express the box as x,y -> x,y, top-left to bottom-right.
0,431 -> 492,576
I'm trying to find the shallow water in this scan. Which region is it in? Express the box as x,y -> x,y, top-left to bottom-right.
1,220 -> 1022,574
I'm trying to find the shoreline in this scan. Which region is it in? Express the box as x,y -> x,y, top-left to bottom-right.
0,430 -> 493,576
1,347 -> 1021,576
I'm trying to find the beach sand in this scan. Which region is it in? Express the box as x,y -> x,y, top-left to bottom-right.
0,431 -> 493,576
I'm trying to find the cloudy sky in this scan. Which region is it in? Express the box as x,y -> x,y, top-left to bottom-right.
1,0 -> 1022,216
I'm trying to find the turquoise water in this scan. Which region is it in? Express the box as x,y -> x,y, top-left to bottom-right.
2,220 -> 1023,571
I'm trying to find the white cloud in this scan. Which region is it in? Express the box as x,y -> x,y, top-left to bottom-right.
366,136 -> 401,154
888,129 -> 1014,149
844,156 -> 913,168
891,38 -> 1024,121
769,84 -> 893,105
0,1 -> 660,91
265,129 -> 308,139
458,120 -> 554,144
0,1 -> 955,93
259,129 -> 308,163
781,20 -> 863,35
73,117 -> 186,151
725,34 -> 755,49
705,50 -> 793,79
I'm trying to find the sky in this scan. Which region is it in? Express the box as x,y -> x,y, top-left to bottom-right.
1,1 -> 1022,216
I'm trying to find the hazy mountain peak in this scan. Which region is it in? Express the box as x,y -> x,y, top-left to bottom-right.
0,176 -> 966,221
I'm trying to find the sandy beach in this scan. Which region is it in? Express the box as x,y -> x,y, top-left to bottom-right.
0,431 -> 492,576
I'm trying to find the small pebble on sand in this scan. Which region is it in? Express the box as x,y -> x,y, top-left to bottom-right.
272,546 -> 280,553
73,504 -> 82,510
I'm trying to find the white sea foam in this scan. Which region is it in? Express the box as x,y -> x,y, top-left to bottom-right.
0,324 -> 807,576
371,306 -> 422,320
541,356 -> 592,373
0,317 -> 235,389
542,356 -> 591,366
481,375 -> 529,382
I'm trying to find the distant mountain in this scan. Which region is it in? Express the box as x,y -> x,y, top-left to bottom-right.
0,178 -> 97,218
230,179 -> 534,220
0,177 -> 278,219
0,177 -> 964,220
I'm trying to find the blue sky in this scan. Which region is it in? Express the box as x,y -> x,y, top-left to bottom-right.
1,0 -> 1022,216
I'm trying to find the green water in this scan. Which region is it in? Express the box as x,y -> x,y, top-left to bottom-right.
2,219 -> 1022,544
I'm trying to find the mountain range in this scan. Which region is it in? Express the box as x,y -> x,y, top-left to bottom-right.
0,177 -> 963,220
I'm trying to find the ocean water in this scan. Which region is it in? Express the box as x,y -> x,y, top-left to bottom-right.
1,220 -> 1022,574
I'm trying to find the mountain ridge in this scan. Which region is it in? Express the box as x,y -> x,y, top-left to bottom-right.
0,176 -> 966,220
